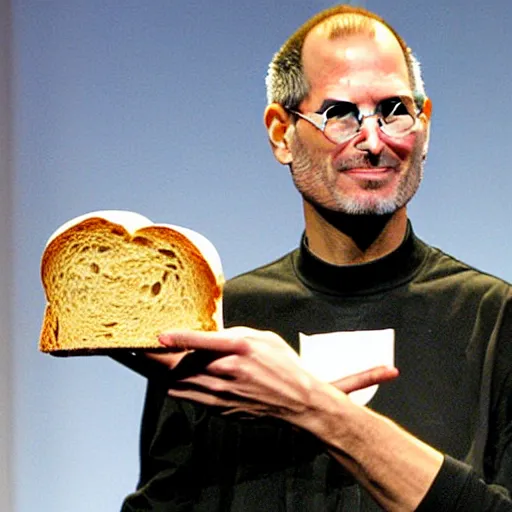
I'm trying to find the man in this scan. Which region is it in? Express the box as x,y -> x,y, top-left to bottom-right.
122,5 -> 512,511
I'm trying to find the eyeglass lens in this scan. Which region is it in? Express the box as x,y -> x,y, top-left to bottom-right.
323,97 -> 415,142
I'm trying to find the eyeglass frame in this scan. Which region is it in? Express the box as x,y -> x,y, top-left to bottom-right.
284,95 -> 428,145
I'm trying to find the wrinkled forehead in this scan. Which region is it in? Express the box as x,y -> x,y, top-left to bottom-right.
301,19 -> 410,93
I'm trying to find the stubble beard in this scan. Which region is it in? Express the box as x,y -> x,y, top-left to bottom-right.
289,131 -> 425,216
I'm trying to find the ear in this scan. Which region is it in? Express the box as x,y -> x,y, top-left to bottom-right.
263,103 -> 293,164
420,97 -> 432,122
418,97 -> 432,159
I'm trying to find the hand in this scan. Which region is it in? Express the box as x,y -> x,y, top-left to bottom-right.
156,328 -> 444,512
157,327 -> 398,421
145,349 -> 189,369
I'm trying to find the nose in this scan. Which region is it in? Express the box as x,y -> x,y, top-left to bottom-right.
353,117 -> 385,155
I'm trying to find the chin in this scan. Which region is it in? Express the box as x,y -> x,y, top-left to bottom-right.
339,203 -> 398,216
335,173 -> 422,216
332,192 -> 401,216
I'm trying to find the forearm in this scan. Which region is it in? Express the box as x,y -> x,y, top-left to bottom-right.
150,328 -> 512,510
296,383 -> 443,511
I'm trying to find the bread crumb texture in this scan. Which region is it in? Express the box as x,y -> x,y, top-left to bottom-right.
39,217 -> 222,355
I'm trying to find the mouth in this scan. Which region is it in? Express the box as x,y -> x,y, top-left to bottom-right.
341,167 -> 396,180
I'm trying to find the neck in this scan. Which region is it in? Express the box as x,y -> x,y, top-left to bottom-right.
303,202 -> 408,265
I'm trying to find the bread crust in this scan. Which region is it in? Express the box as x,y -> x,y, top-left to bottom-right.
39,214 -> 223,356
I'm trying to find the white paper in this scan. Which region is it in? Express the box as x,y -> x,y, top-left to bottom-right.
299,329 -> 395,405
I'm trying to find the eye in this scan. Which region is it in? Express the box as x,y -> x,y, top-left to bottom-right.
380,98 -> 411,119
324,102 -> 358,120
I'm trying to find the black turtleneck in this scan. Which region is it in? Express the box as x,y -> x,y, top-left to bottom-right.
123,222 -> 512,512
295,221 -> 429,295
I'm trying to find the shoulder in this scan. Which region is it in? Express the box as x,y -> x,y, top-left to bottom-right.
418,240 -> 512,297
224,249 -> 299,297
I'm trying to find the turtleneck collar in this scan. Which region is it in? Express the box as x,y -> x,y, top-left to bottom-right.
293,221 -> 429,296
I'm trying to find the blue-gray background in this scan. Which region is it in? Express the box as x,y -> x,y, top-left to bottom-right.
10,1 -> 512,510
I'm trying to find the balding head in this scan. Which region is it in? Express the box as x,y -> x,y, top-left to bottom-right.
301,17 -> 410,101
266,5 -> 426,111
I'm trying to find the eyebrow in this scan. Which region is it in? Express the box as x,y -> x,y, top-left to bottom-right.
316,98 -> 350,114
315,96 -> 415,115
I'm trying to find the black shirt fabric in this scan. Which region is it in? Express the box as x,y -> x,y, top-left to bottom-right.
122,225 -> 512,511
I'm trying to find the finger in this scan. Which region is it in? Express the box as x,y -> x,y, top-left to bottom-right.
159,329 -> 250,355
167,387 -> 245,409
331,365 -> 399,393
145,350 -> 189,369
203,354 -> 243,377
174,373 -> 229,393
222,406 -> 269,417
168,388 -> 274,418
169,350 -> 227,379
172,371 -> 259,404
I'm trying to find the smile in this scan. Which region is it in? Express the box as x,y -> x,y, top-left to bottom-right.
341,167 -> 396,180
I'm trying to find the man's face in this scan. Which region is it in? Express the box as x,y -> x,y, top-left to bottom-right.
287,25 -> 429,215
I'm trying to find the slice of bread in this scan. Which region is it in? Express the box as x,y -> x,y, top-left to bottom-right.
39,210 -> 224,356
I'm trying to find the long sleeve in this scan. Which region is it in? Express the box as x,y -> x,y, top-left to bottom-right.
417,456 -> 512,511
121,380 -> 199,511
